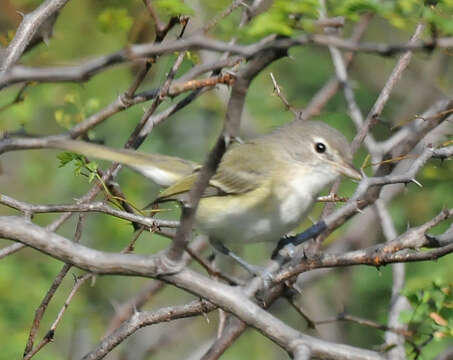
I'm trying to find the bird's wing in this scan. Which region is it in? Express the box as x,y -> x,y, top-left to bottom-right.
155,141 -> 271,203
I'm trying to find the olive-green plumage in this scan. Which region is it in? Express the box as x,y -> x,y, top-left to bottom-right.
47,120 -> 360,245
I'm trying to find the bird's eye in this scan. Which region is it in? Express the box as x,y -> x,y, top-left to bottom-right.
315,142 -> 326,153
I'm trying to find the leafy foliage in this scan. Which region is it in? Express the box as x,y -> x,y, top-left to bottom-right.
54,93 -> 100,130
243,0 -> 453,38
401,280 -> 453,357
57,152 -> 99,183
154,0 -> 194,17
335,0 -> 453,33
97,8 -> 133,33
246,0 -> 320,37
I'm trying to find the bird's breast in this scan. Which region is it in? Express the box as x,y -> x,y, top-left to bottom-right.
194,170 -> 318,244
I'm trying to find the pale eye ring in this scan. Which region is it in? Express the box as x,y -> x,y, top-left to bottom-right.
315,142 -> 326,153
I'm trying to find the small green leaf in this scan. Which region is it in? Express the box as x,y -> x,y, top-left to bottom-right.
154,0 -> 193,16
399,310 -> 414,324
57,152 -> 77,167
85,161 -> 98,173
64,93 -> 77,104
97,8 -> 133,33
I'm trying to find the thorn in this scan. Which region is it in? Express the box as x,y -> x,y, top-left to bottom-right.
133,304 -> 139,315
290,282 -> 303,294
411,178 -> 423,188
43,35 -> 50,47
223,134 -> 232,146
355,202 -> 363,213
224,70 -> 237,77
233,136 -> 244,144
110,299 -> 120,313
202,311 -> 210,324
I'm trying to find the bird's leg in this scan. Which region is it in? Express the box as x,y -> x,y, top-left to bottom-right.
271,220 -> 327,259
209,238 -> 265,278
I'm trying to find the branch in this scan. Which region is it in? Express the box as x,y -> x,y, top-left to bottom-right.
275,209 -> 453,283
269,72 -> 297,115
23,215 -> 85,357
0,74 -> 235,153
320,2 -> 381,155
315,312 -> 412,338
308,99 -> 453,244
23,273 -> 92,360
83,299 -> 215,360
0,0 -> 70,72
96,33 -> 453,60
0,242 -> 25,259
0,81 -> 30,112
351,23 -> 425,154
0,195 -> 179,229
302,14 -> 373,119
104,235 -> 208,335
375,200 -> 410,358
0,216 -> 385,360
0,216 -> 171,276
2,32 -> 452,89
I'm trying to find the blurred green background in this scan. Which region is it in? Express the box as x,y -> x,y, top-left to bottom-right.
0,0 -> 453,359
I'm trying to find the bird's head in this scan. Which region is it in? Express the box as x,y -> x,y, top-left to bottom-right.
272,120 -> 362,181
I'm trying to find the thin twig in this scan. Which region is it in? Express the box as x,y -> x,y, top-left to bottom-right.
23,215 -> 85,357
0,82 -> 31,112
269,72 -> 297,115
315,312 -> 412,338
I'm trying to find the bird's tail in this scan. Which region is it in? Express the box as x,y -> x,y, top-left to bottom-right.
47,138 -> 198,187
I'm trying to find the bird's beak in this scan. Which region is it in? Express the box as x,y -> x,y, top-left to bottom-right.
336,161 -> 362,181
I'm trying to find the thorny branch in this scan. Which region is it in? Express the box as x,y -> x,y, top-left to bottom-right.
3,211 -> 452,359
2,32 -> 453,89
0,0 -> 70,72
0,194 -> 179,229
1,3 -> 453,360
23,215 -> 85,358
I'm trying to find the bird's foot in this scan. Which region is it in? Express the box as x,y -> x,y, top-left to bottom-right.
271,221 -> 327,259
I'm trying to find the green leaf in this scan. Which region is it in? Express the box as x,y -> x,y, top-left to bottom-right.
154,0 -> 194,16
97,8 -> 133,33
399,310 -> 414,323
57,152 -> 78,168
245,0 -> 320,37
85,161 -> 98,173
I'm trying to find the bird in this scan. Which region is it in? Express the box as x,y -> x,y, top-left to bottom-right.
47,120 -> 360,271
